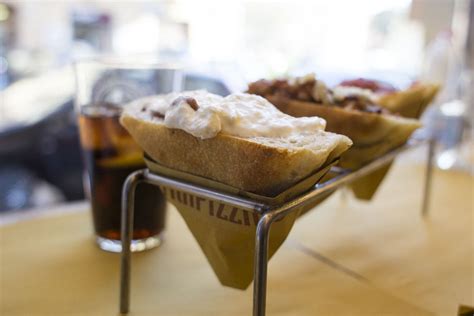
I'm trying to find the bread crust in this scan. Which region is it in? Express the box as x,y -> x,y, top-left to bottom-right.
377,83 -> 440,118
121,114 -> 347,196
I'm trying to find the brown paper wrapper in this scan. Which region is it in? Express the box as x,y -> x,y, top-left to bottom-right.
297,170 -> 341,217
144,156 -> 337,289
353,84 -> 440,200
337,133 -> 416,201
349,162 -> 392,200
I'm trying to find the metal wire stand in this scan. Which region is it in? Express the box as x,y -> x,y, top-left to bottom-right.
119,138 -> 435,316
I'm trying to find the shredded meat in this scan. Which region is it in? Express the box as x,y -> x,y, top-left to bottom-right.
248,78 -> 316,102
150,110 -> 164,119
171,96 -> 199,111
248,78 -> 391,115
339,96 -> 387,114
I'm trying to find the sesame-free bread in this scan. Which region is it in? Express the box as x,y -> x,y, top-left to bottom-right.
377,83 -> 440,118
120,95 -> 352,197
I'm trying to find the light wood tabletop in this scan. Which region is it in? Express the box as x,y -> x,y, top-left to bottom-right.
1,160 -> 472,315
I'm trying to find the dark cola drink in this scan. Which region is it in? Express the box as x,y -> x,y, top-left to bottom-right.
78,103 -> 166,245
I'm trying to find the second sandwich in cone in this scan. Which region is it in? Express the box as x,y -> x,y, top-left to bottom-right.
248,74 -> 422,200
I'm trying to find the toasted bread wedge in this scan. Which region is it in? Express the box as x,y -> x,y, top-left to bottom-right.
377,83 -> 440,118
120,96 -> 351,197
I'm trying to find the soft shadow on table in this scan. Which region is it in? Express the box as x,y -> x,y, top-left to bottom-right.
1,197 -> 436,316
291,162 -> 474,315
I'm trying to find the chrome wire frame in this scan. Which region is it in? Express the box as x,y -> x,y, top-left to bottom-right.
119,138 -> 435,316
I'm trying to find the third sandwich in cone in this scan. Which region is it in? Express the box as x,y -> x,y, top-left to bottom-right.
330,78 -> 439,199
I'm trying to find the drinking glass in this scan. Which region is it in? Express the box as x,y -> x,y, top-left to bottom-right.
74,59 -> 182,252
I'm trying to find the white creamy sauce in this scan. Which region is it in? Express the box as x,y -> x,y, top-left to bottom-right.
164,94 -> 222,139
311,80 -> 332,104
126,90 -> 327,139
332,86 -> 377,102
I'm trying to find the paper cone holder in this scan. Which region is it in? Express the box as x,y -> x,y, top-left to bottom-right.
119,137 -> 436,316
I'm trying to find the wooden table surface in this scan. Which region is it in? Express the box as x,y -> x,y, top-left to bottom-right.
1,161 -> 473,315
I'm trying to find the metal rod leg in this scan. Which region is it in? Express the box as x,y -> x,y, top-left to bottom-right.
422,138 -> 435,216
120,170 -> 146,314
253,213 -> 273,316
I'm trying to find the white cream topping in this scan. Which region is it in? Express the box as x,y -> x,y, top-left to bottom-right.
164,94 -> 222,139
311,80 -> 333,104
332,86 -> 377,102
288,73 -> 333,104
291,72 -> 317,85
213,93 -> 326,138
126,90 -> 327,140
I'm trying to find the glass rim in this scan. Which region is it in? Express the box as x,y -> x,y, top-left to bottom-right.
73,55 -> 183,70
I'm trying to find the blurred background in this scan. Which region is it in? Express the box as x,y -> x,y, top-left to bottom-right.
0,0 -> 472,213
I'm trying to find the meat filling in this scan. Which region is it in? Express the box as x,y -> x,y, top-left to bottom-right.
248,77 -> 391,115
